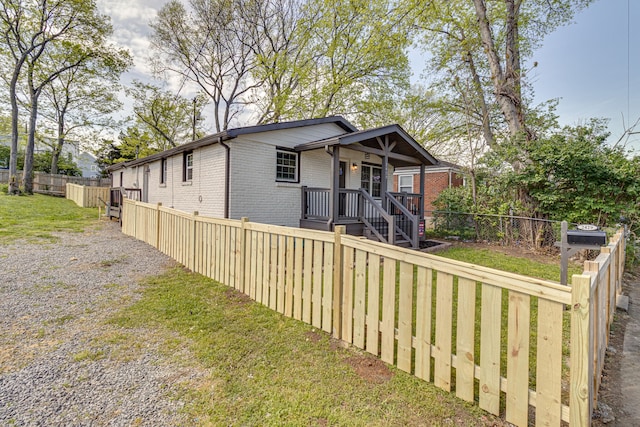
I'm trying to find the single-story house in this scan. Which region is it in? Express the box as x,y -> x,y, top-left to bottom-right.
107,116 -> 440,248
393,161 -> 464,223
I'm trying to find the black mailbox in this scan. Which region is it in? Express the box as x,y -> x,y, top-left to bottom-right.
567,230 -> 607,246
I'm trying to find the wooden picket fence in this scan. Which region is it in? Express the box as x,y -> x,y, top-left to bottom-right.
121,199 -> 626,426
66,183 -> 110,208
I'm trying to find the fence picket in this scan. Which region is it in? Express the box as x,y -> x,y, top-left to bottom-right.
380,258 -> 396,365
255,233 -> 264,304
480,283 -> 502,415
535,298 -> 563,426
456,277 -> 476,402
293,237 -> 304,321
277,235 -> 286,313
414,266 -> 432,382
303,239 -> 313,323
506,291 -> 531,426
366,254 -> 381,356
353,249 -> 367,349
285,236 -> 295,317
434,271 -> 453,391
321,243 -> 333,334
312,242 -> 323,327
397,261 -> 413,373
341,246 -> 355,342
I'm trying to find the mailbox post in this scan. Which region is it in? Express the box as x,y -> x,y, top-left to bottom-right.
558,221 -> 607,285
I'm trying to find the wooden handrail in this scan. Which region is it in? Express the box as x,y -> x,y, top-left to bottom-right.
386,192 -> 419,248
359,188 -> 395,245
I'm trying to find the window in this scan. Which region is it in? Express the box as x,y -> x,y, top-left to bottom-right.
399,175 -> 413,193
276,148 -> 299,182
160,158 -> 167,184
361,163 -> 382,197
183,151 -> 193,181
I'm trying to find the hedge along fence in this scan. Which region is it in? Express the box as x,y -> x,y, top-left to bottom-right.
121,199 -> 625,427
66,183 -> 110,208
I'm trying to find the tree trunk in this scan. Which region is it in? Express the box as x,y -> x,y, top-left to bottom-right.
51,110 -> 66,175
23,88 -> 41,195
472,0 -> 526,139
8,67 -> 23,195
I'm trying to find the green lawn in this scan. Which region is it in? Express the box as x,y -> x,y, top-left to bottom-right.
0,186 -> 97,243
435,245 -> 582,282
109,267 -> 504,426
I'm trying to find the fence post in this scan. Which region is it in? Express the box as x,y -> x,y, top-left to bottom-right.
191,211 -> 199,271
332,225 -> 345,340
570,273 -> 593,426
155,203 -> 162,250
239,217 -> 249,293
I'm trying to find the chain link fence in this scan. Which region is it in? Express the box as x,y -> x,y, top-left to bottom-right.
425,211 -> 618,249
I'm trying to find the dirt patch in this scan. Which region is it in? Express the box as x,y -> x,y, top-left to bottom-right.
223,288 -> 252,306
344,353 -> 394,384
305,329 -> 323,343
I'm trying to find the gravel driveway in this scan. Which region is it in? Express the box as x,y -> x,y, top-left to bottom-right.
0,221 -> 199,426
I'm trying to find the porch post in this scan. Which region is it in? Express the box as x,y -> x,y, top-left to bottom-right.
419,163 -> 425,219
381,137 -> 389,210
330,145 -> 341,226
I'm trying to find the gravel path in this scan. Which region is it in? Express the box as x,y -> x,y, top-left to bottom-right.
0,221 -> 200,426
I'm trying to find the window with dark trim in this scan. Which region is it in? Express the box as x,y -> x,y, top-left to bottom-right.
160,158 -> 167,184
183,151 -> 193,181
276,148 -> 299,182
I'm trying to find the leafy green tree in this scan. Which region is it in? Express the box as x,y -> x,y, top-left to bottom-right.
0,0 -> 82,193
505,120 -> 640,227
409,0 -> 594,221
93,139 -> 122,177
292,0 -> 410,121
40,44 -> 130,175
1,0 -> 126,193
30,150 -> 81,176
0,144 -> 9,168
124,80 -> 205,150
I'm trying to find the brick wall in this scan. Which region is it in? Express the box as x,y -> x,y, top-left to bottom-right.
393,169 -> 463,214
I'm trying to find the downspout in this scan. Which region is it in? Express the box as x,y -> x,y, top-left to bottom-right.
220,137 -> 230,218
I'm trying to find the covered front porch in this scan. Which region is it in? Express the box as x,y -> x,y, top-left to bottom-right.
296,124 -> 437,248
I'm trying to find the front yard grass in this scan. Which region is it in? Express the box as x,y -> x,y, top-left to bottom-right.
435,245 -> 583,281
0,188 -> 97,243
109,267 -> 505,426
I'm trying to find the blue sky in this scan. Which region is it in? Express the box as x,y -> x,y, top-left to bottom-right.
528,0 -> 639,150
100,0 -> 639,151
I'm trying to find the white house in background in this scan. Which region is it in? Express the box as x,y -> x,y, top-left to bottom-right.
107,116 -> 440,248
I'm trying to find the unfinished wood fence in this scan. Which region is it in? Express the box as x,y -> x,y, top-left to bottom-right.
0,170 -> 110,196
66,183 -> 110,208
121,199 -> 625,426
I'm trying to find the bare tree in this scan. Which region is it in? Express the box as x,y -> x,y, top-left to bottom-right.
150,0 -> 261,132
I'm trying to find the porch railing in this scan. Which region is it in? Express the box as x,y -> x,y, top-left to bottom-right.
301,187 -> 420,248
388,191 -> 422,216
301,187 -> 331,220
109,187 -> 142,221
386,193 -> 419,248
337,189 -> 361,221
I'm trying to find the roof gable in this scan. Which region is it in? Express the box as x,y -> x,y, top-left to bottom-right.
294,124 -> 438,167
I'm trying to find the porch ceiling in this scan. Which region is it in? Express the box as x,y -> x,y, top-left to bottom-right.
293,124 -> 438,167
